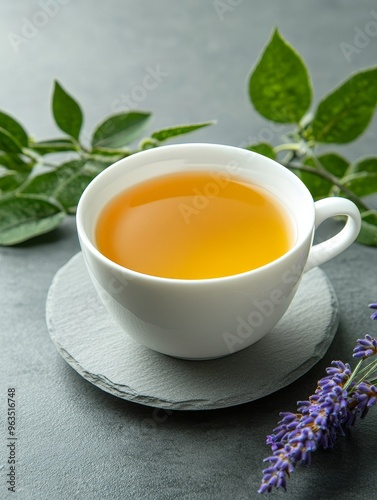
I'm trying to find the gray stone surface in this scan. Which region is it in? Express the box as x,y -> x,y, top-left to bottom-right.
1,1 -> 377,499
47,253 -> 339,410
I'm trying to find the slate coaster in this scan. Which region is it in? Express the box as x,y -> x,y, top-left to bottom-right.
46,253 -> 339,410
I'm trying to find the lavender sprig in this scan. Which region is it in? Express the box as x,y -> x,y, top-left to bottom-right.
259,303 -> 377,494
369,303 -> 377,321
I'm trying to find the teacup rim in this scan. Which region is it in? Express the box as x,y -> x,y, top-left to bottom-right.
76,143 -> 315,284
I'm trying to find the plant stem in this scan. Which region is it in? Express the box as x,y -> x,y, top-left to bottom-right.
279,149 -> 297,165
274,143 -> 302,154
23,149 -> 78,169
354,361 -> 377,389
355,357 -> 377,380
286,163 -> 370,210
83,152 -> 132,163
22,149 -> 40,162
344,359 -> 363,390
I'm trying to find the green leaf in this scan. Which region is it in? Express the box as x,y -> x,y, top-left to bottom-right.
57,173 -> 95,213
82,159 -> 112,175
88,152 -> 125,166
299,157 -> 333,200
351,156 -> 377,174
315,153 -> 349,178
0,111 -> 28,147
57,160 -> 109,212
139,138 -> 159,150
90,147 -> 129,157
311,68 -> 377,143
20,160 -> 83,198
297,153 -> 348,200
91,111 -> 151,149
0,171 -> 27,194
0,194 -> 65,245
317,153 -> 349,197
150,121 -> 215,142
248,28 -> 312,123
245,143 -> 276,160
52,81 -> 83,140
342,172 -> 377,197
357,210 -> 377,246
21,159 -> 106,214
0,153 -> 31,172
30,138 -> 78,155
0,127 -> 23,154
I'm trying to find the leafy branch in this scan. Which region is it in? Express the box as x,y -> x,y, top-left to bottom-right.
0,28 -> 376,246
0,81 -> 214,245
246,28 -> 377,246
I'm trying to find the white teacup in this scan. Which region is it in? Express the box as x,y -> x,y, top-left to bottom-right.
76,144 -> 361,360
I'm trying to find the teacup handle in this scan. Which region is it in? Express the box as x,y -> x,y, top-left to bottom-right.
304,197 -> 361,272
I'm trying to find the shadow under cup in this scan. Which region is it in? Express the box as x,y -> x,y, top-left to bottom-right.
76,144 -> 333,360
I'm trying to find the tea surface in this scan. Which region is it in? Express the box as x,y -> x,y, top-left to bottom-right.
95,171 -> 294,279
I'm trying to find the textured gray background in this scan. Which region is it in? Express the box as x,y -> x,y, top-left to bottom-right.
0,1 -> 377,499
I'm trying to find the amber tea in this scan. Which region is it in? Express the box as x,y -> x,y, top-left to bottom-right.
95,170 -> 295,279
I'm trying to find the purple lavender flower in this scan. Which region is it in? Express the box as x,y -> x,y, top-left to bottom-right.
259,329 -> 377,494
346,382 -> 377,420
369,303 -> 377,320
259,375 -> 348,493
353,334 -> 377,359
316,360 -> 351,387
